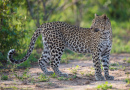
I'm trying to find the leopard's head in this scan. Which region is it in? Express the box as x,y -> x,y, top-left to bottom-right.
91,14 -> 112,40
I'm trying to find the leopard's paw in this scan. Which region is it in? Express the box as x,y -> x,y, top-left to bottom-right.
59,73 -> 68,77
95,75 -> 105,81
105,75 -> 114,80
46,71 -> 54,75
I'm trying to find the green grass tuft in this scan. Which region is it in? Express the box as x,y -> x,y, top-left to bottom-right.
125,78 -> 130,84
127,58 -> 130,63
125,74 -> 130,84
38,74 -> 49,82
2,86 -> 18,89
109,66 -> 118,71
96,81 -> 112,90
51,73 -> 57,78
70,65 -> 79,75
14,68 -> 30,81
57,76 -> 66,80
1,75 -> 8,80
110,63 -> 119,66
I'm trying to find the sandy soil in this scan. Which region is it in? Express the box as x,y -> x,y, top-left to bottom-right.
0,54 -> 130,90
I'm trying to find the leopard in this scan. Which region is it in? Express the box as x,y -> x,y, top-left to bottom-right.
8,14 -> 114,81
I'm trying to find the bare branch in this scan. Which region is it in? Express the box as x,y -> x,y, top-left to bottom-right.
42,0 -> 48,21
26,0 -> 34,19
36,0 -> 40,27
57,0 -> 81,11
53,0 -> 61,10
46,0 -> 61,19
42,0 -> 61,21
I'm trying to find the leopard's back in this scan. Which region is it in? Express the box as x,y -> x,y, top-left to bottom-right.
40,21 -> 100,54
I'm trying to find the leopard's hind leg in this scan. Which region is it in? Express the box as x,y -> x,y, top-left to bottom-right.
50,46 -> 68,77
38,40 -> 54,75
47,35 -> 68,77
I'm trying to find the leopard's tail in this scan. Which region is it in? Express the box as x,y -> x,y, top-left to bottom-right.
7,28 -> 42,64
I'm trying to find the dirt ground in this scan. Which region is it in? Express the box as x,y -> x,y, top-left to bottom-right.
0,54 -> 130,90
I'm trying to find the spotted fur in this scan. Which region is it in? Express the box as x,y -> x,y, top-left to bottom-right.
90,14 -> 114,80
8,14 -> 114,81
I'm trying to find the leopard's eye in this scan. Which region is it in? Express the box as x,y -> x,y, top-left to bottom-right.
94,28 -> 100,32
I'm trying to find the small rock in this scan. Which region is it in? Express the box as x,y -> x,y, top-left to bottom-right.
126,84 -> 130,87
35,84 -> 41,87
0,87 -> 4,90
84,81 -> 90,84
21,80 -> 28,85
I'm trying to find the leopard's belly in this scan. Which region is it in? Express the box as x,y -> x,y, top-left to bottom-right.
65,40 -> 91,53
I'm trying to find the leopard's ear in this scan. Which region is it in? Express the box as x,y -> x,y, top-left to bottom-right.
102,14 -> 107,19
95,14 -> 99,17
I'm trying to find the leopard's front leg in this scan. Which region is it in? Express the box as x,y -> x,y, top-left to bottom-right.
92,52 -> 105,81
101,49 -> 114,80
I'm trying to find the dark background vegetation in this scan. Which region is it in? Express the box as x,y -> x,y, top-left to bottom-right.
0,0 -> 130,67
